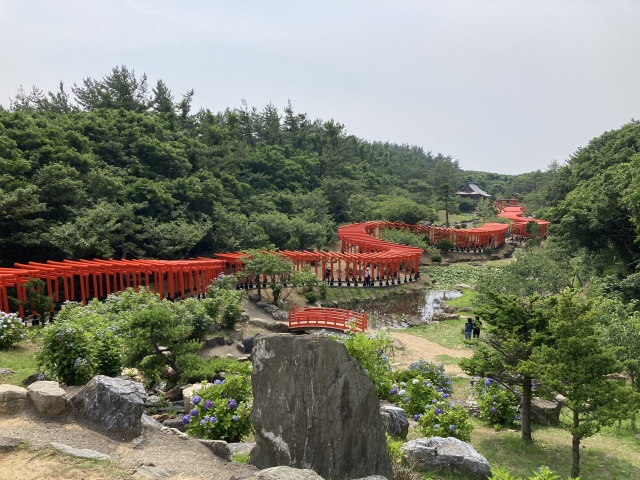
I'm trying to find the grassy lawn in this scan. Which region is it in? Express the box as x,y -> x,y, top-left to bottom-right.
444,288 -> 478,311
0,336 -> 40,386
399,319 -> 469,351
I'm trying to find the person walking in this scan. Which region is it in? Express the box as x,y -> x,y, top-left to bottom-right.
365,267 -> 371,287
464,317 -> 474,341
472,316 -> 482,339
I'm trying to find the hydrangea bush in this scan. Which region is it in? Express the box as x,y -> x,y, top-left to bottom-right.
389,376 -> 448,416
184,375 -> 252,442
416,397 -> 473,442
395,360 -> 453,395
473,377 -> 521,426
0,311 -> 26,348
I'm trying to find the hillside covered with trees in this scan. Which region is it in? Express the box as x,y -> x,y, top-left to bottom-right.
1,66 -> 553,267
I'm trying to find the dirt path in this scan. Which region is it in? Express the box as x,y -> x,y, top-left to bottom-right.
387,331 -> 473,375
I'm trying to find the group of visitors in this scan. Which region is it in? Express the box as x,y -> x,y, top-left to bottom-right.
463,316 -> 482,341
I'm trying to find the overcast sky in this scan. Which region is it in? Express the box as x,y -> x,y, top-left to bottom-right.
1,0 -> 639,175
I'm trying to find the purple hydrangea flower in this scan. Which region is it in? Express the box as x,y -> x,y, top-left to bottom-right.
441,393 -> 450,399
214,379 -> 223,385
190,409 -> 199,417
485,379 -> 492,386
204,399 -> 214,410
228,399 -> 238,410
182,414 -> 191,425
491,407 -> 497,414
398,389 -> 406,396
434,424 -> 439,430
515,415 -> 521,421
435,408 -> 443,415
200,419 -> 206,426
232,415 -> 239,422
192,395 -> 202,405
423,381 -> 430,386
209,416 -> 217,423
413,414 -> 422,421
450,425 -> 455,432
404,396 -> 410,402
431,399 -> 438,404
390,387 -> 399,395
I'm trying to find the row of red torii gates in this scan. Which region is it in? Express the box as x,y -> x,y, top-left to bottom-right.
0,205 -> 548,317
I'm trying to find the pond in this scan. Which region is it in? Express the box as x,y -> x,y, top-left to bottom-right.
357,289 -> 463,329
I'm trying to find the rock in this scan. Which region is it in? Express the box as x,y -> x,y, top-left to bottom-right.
265,320 -> 289,332
163,386 -> 183,402
460,307 -> 473,312
199,439 -> 231,461
183,383 -> 212,410
206,335 -> 227,347
142,413 -> 164,429
241,313 -> 250,322
351,477 -> 389,480
228,442 -> 256,456
242,335 -> 257,354
431,312 -> 459,321
225,336 -> 235,345
401,437 -> 491,479
249,318 -> 269,329
272,310 -> 289,322
379,403 -> 409,438
0,436 -> 22,452
531,397 -> 562,425
0,384 -> 27,415
27,381 -> 68,417
249,334 -> 393,480
50,442 -> 111,461
135,464 -> 177,479
248,293 -> 261,303
0,368 -> 15,375
146,394 -> 161,407
71,375 -> 147,439
443,305 -> 458,314
161,417 -> 186,432
245,466 -> 325,479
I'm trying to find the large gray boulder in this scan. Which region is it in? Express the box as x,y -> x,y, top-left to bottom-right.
27,380 -> 68,416
71,375 -> 147,439
0,384 -> 27,415
401,437 -> 491,479
379,402 -> 409,438
249,334 -> 393,480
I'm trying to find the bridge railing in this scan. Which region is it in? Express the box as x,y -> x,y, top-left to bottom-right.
288,306 -> 367,332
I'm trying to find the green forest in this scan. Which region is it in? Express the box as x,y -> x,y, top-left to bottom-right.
1,65 -> 557,267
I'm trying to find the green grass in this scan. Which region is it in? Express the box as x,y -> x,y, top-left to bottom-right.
444,288 -> 478,311
434,354 -> 463,366
398,319 -> 469,351
0,336 -> 40,386
322,283 -> 414,303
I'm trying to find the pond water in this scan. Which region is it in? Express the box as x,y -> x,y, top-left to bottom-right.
360,289 -> 463,329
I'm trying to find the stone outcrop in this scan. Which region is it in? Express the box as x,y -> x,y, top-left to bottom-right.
232,466 -> 325,480
379,402 -> 409,438
0,384 -> 27,414
249,334 -> 393,480
531,397 -> 562,425
51,442 -> 111,461
71,375 -> 147,439
401,437 -> 491,479
27,380 -> 68,416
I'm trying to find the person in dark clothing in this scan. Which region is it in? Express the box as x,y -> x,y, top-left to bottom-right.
464,317 -> 474,341
472,316 -> 482,339
324,267 -> 331,283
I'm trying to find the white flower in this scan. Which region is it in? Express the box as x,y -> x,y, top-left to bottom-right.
412,379 -> 419,385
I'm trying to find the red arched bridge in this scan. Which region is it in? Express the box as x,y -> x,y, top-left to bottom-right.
0,204 -> 547,318
289,306 -> 367,332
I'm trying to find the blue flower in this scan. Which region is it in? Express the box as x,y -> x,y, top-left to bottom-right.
190,409 -> 199,417
200,419 -> 206,426
484,378 -> 492,386
204,399 -> 213,410
404,396 -> 410,403
398,389 -> 406,396
232,415 -> 239,422
441,393 -> 450,399
413,414 -> 422,421
390,387 -> 398,395
435,408 -> 443,415
214,379 -> 223,384
450,425 -> 455,432
423,381 -> 431,386
434,424 -> 439,430
515,415 -> 521,421
431,399 -> 438,404
491,407 -> 497,414
209,416 -> 217,423
182,415 -> 191,425
192,395 -> 202,405
228,399 -> 238,410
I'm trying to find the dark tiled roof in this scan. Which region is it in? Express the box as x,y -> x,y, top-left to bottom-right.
455,182 -> 491,197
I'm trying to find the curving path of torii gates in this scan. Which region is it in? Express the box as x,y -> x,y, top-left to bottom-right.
0,204 -> 546,318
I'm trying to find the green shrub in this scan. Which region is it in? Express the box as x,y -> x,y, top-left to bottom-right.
490,465 -> 575,480
204,277 -> 243,329
389,376 -> 443,416
416,398 -> 473,442
0,311 -> 26,348
184,375 -> 253,442
329,330 -> 394,399
473,377 -> 520,426
484,246 -> 494,255
430,254 -> 442,263
36,303 -> 124,385
178,356 -> 252,384
318,283 -> 328,299
437,239 -> 453,251
304,291 -> 318,303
